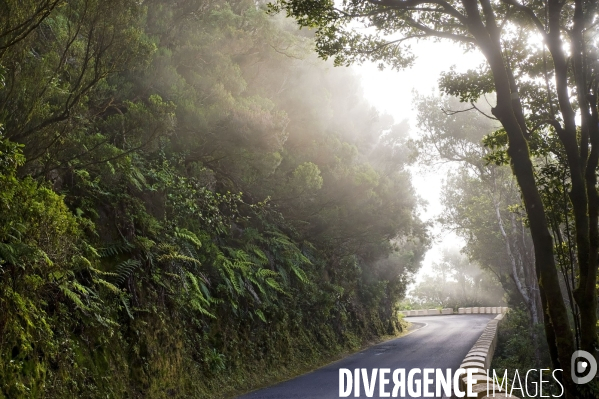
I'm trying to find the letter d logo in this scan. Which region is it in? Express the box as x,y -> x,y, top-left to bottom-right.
571,350 -> 597,384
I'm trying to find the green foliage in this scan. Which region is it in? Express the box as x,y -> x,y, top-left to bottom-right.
439,67 -> 495,103
0,138 -> 124,397
492,308 -> 562,397
0,1 -> 427,397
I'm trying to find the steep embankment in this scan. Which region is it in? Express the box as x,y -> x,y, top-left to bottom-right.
0,1 -> 427,397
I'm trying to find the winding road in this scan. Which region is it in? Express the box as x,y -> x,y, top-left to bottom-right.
236,314 -> 495,399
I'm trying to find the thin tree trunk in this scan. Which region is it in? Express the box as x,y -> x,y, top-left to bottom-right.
494,201 -> 538,323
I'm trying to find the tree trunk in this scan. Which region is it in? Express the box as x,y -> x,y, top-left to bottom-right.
540,0 -> 598,361
462,1 -> 578,395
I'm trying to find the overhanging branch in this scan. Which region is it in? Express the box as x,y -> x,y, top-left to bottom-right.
366,0 -> 468,24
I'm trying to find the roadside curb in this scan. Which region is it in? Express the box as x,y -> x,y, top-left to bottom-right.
454,312 -> 519,399
400,306 -> 508,317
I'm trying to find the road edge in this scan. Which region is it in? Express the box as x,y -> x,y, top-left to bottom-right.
231,321 -> 426,398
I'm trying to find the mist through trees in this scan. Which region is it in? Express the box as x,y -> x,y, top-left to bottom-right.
2,0 -> 598,397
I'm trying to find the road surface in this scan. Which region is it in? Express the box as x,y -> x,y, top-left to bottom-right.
236,314 -> 495,399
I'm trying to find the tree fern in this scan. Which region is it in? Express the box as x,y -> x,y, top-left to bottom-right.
255,309 -> 267,323
174,227 -> 202,248
114,259 -> 141,284
94,278 -> 121,294
265,277 -> 285,294
185,272 -> 215,318
247,274 -> 267,296
255,268 -> 278,279
0,242 -> 19,266
89,266 -> 118,278
290,264 -> 309,284
59,283 -> 89,310
98,241 -> 134,258
127,165 -> 147,191
245,244 -> 269,266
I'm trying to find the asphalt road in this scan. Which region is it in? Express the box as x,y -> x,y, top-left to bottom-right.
236,314 -> 495,399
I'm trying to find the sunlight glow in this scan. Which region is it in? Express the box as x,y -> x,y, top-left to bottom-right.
355,40 -> 485,284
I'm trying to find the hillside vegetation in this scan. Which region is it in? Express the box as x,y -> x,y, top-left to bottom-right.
0,0 -> 427,397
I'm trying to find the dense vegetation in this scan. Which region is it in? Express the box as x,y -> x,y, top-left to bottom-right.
0,1 -> 429,397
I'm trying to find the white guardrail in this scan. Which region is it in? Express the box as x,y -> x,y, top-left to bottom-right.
400,308 -> 517,398
399,306 -> 508,317
456,313 -> 518,399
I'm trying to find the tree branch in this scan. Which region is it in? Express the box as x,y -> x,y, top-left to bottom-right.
366,0 -> 468,24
